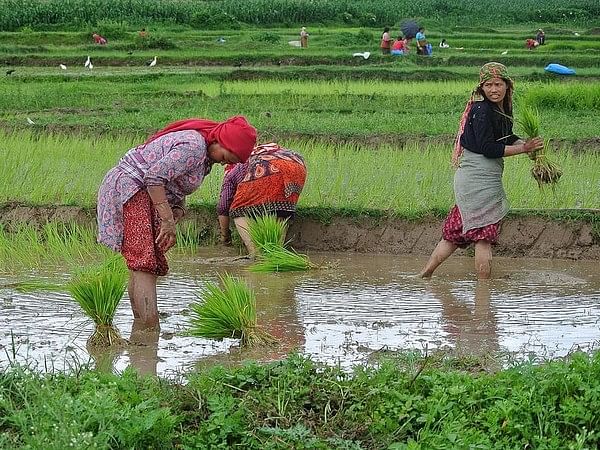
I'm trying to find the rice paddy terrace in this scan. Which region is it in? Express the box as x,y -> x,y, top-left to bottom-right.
1,2 -> 600,446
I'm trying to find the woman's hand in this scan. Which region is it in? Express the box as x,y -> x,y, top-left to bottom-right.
522,137 -> 544,153
156,218 -> 177,252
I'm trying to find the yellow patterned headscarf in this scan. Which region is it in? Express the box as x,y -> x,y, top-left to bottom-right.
452,62 -> 513,167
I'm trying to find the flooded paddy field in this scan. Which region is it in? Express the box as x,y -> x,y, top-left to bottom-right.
1,250 -> 599,377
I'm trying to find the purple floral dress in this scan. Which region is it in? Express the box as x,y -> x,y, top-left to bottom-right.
97,130 -> 211,251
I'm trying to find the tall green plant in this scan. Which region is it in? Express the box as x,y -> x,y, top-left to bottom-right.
188,274 -> 276,347
247,215 -> 314,272
67,255 -> 128,348
517,106 -> 562,188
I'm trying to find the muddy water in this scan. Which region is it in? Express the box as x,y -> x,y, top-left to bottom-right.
1,250 -> 599,377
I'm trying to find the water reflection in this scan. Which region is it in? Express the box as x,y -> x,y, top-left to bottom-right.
1,252 -> 599,376
429,280 -> 499,357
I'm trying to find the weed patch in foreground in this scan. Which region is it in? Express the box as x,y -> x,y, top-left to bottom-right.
2,352 -> 600,448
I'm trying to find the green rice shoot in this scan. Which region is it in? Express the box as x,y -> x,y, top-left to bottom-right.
188,274 -> 277,347
518,106 -> 562,188
67,255 -> 128,348
247,214 -> 286,250
247,215 -> 314,272
250,243 -> 315,273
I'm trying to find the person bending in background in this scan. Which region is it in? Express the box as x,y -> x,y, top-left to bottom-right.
391,35 -> 409,55
97,116 -> 257,329
218,143 -> 307,256
419,62 -> 543,279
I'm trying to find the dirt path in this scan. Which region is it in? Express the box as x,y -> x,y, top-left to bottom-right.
1,203 -> 598,260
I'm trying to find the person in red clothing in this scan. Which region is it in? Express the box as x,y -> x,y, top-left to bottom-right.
92,33 -> 107,45
525,38 -> 539,50
380,27 -> 391,54
217,143 -> 306,256
391,35 -> 409,56
97,116 -> 257,329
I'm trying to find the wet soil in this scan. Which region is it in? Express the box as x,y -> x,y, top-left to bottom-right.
1,203 -> 599,260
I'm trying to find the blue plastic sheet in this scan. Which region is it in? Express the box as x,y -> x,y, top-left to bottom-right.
544,63 -> 576,75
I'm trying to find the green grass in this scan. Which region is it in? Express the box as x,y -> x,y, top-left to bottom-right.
0,131 -> 597,215
3,351 -> 600,448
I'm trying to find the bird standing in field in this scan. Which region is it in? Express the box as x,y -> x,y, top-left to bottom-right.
501,50 -> 508,55
148,56 -> 157,67
26,117 -> 35,125
84,56 -> 91,68
59,64 -> 67,70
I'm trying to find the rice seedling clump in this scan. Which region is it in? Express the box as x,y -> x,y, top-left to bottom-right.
188,274 -> 277,347
247,215 -> 315,272
67,255 -> 128,348
518,106 -> 562,188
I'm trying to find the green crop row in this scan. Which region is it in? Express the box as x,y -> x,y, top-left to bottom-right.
0,0 -> 598,31
1,77 -> 600,142
1,131 -> 597,215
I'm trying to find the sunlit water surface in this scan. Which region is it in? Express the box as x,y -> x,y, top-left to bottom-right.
1,249 -> 599,377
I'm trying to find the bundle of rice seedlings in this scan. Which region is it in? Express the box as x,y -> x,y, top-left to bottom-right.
518,106 -> 562,188
247,214 -> 286,250
250,242 -> 314,273
247,215 -> 315,272
67,256 -> 128,348
187,274 -> 277,347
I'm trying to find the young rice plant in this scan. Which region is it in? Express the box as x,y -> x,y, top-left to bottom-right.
247,215 -> 314,272
518,106 -> 562,188
67,255 -> 128,348
187,274 -> 277,347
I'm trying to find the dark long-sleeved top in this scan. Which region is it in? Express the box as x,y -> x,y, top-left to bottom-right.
459,99 -> 520,158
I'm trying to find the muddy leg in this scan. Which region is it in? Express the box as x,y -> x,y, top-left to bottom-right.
234,217 -> 257,257
128,270 -> 160,330
474,241 -> 492,279
419,239 -> 458,278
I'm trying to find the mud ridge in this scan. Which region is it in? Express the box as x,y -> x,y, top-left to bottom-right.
1,203 -> 598,260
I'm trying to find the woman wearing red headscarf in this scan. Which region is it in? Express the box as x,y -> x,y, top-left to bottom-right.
97,116 -> 257,329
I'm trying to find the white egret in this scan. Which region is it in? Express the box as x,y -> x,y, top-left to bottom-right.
501,50 -> 508,55
352,51 -> 370,59
26,117 -> 35,125
148,56 -> 157,67
59,64 -> 67,70
84,56 -> 91,67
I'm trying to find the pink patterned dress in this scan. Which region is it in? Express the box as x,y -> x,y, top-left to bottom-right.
97,130 -> 211,251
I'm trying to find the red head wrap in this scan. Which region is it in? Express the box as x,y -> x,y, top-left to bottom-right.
145,115 -> 257,163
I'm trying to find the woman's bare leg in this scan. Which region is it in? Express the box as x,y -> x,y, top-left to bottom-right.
474,241 -> 492,279
233,217 -> 257,256
128,270 -> 159,330
419,239 -> 459,278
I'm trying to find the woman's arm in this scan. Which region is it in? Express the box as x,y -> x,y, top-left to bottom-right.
502,137 -> 544,157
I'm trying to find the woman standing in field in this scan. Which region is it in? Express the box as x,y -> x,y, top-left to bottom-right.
217,143 -> 307,256
419,62 -> 543,279
300,27 -> 309,48
380,27 -> 392,54
97,116 -> 257,329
